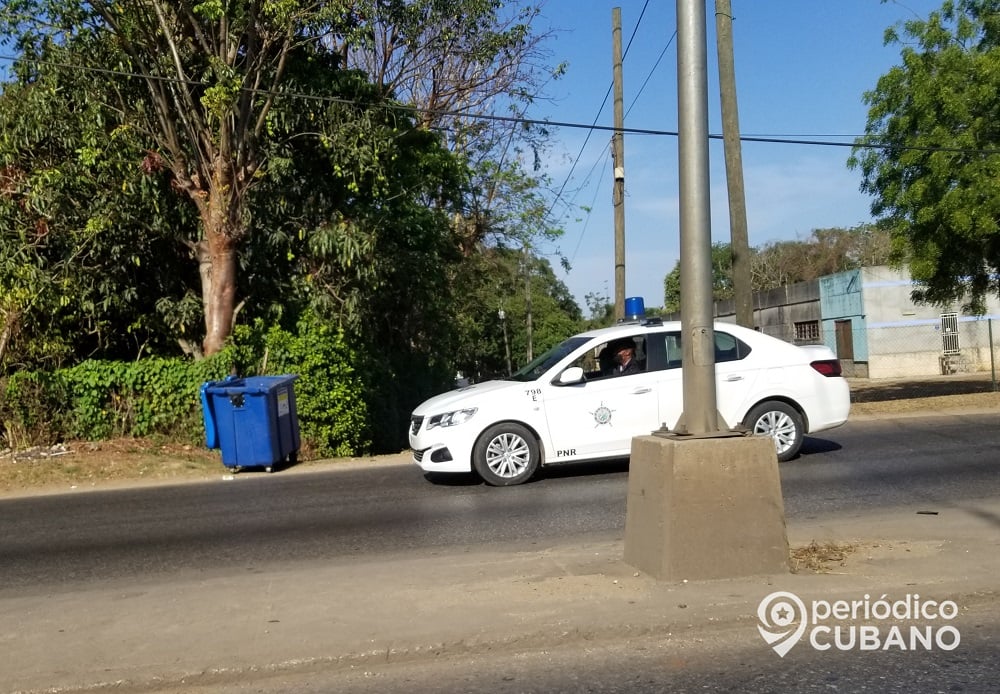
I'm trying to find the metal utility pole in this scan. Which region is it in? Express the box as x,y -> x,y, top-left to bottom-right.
715,0 -> 753,328
612,7 -> 626,321
676,0 -> 720,434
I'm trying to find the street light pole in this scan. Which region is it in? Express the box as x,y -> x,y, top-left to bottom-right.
675,0 -> 719,434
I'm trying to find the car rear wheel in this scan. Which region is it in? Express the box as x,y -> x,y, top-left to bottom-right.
473,423 -> 540,486
744,401 -> 804,462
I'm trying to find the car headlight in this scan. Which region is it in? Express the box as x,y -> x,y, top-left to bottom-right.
427,408 -> 478,429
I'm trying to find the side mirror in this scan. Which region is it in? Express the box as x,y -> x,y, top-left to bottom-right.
556,366 -> 585,385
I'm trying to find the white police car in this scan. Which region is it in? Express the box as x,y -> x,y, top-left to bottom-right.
408,313 -> 850,486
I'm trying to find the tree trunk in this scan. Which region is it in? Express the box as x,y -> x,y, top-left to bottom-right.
177,151 -> 243,358
0,309 -> 19,367
200,230 -> 238,357
196,158 -> 241,357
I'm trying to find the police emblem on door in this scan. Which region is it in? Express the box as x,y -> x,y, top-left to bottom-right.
591,403 -> 614,427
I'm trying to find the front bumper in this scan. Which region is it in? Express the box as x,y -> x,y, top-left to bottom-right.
411,444 -> 473,473
409,416 -> 476,474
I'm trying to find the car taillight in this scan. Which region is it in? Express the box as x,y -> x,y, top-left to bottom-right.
810,359 -> 842,377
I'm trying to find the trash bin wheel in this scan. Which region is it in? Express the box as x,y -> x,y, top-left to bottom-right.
265,465 -> 274,473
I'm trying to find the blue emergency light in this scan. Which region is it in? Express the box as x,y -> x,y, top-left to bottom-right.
624,296 -> 645,322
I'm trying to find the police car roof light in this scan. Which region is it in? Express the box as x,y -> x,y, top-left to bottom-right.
624,296 -> 645,322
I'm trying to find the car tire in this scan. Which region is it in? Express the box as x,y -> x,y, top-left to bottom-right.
744,401 -> 804,462
472,423 -> 540,486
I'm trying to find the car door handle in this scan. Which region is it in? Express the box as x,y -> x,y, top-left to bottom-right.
632,387 -> 652,394
726,375 -> 743,382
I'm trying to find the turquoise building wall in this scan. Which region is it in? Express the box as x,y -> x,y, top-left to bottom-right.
819,269 -> 869,362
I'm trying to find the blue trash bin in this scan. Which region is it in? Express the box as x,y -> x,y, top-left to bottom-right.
200,375 -> 301,472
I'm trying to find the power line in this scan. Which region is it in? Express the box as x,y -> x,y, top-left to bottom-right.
2,52 -> 995,155
568,143 -> 612,264
626,31 -> 677,119
547,0 -> 651,263
539,0 -> 650,218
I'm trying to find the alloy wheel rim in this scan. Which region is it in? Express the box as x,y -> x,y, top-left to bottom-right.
485,433 -> 531,478
754,411 -> 796,453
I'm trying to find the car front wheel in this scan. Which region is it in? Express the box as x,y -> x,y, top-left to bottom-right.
744,401 -> 804,462
473,423 -> 540,486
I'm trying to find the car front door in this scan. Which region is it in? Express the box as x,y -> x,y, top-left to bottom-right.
541,336 -> 660,461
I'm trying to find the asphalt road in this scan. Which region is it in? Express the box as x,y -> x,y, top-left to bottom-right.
159,606 -> 1000,694
1,412 -> 998,592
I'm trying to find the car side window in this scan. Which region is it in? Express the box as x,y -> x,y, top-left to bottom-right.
664,333 -> 683,369
574,335 -> 648,380
575,346 -> 606,379
653,331 -> 751,368
715,331 -> 752,363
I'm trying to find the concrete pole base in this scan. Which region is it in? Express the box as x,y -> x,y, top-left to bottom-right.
623,434 -> 789,581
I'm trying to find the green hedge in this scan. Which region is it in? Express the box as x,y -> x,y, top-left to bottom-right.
0,357 -> 226,447
0,314 -> 371,458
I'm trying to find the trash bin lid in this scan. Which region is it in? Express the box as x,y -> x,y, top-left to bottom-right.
203,374 -> 298,395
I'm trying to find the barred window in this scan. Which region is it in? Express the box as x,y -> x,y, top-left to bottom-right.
794,320 -> 820,342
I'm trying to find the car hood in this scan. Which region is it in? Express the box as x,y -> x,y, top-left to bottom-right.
412,379 -> 522,416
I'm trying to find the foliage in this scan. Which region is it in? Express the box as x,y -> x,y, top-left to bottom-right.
0,371 -> 69,449
343,0 -> 566,255
449,247 -> 582,382
851,0 -> 1000,313
0,49 -> 199,370
582,291 -> 615,329
226,314 -> 370,458
0,357 -> 228,448
751,225 -> 892,289
0,316 -> 371,457
663,242 -> 736,314
0,0 -> 476,356
0,0 -> 572,455
661,226 -> 892,314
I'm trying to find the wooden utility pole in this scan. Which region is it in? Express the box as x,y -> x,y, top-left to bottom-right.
612,7 -> 626,321
715,0 -> 753,328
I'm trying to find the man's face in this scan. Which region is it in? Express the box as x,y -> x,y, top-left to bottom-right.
615,344 -> 633,364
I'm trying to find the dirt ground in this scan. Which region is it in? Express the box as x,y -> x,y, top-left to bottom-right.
1,374 -> 997,495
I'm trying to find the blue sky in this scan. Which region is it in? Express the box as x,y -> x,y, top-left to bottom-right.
530,0 -> 943,311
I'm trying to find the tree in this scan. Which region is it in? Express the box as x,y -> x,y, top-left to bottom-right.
663,242 -> 734,314
449,247 -> 581,381
341,0 -> 565,255
750,225 -> 892,289
0,56 -> 202,369
659,226 -> 892,315
1,1 -> 566,360
583,291 -> 615,329
0,1 -> 394,356
851,0 -> 1000,313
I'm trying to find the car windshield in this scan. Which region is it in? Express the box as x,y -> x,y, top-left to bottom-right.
507,336 -> 591,382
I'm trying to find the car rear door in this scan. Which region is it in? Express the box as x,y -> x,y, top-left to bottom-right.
713,329 -> 761,426
648,328 -> 760,431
